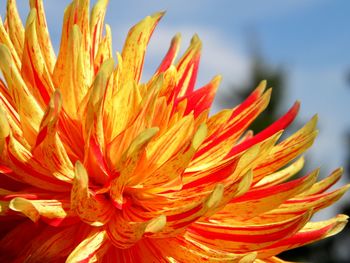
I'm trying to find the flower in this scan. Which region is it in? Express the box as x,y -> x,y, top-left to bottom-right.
0,0 -> 349,262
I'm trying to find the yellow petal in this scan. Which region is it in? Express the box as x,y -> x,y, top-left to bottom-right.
29,0 -> 56,72
21,9 -> 54,107
120,12 -> 164,85
0,16 -> 21,69
6,0 -> 24,58
66,229 -> 109,263
0,43 -> 43,146
90,0 -> 109,58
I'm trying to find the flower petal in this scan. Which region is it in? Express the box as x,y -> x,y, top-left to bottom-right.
21,8 -> 54,106
156,33 -> 181,74
29,0 -> 56,73
174,34 -> 201,98
257,215 -> 349,258
119,12 -> 164,85
210,171 -> 317,222
107,212 -> 166,249
66,229 -> 110,263
71,161 -> 114,226
186,211 -> 312,253
6,0 -> 24,58
0,43 -> 43,146
150,237 -> 257,262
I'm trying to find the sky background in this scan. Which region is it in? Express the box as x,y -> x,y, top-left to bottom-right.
1,0 -> 350,219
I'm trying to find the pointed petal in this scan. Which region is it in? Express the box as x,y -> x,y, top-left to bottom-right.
191,88 -> 271,169
254,157 -> 305,189
21,9 -> 54,106
120,12 -> 164,84
257,215 -> 348,258
174,34 -> 201,97
298,167 -> 343,196
226,101 -> 300,159
156,33 -> 181,74
93,24 -> 112,73
186,211 -> 312,253
29,0 -> 56,72
6,0 -> 24,58
90,0 -> 109,58
0,16 -> 21,69
180,75 -> 221,118
253,115 -> 318,182
210,171 -> 317,221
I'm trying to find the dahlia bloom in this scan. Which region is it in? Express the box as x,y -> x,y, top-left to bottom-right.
0,0 -> 349,262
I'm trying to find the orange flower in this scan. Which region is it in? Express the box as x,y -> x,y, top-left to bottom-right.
0,0 -> 349,262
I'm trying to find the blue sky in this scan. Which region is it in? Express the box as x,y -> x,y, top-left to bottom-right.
1,0 -> 350,217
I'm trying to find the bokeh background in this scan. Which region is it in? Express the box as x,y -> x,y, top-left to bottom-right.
1,0 -> 349,262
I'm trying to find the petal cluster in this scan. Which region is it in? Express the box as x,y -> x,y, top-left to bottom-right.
0,0 -> 349,262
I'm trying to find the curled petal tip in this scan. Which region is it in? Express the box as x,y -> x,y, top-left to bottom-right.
145,215 -> 167,234
206,183 -> 224,209
9,197 -> 40,222
74,161 -> 89,188
328,214 -> 349,237
239,252 -> 257,263
127,127 -> 159,157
